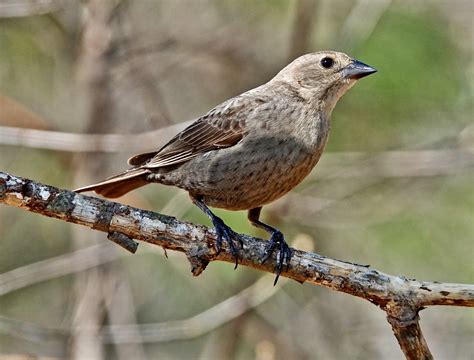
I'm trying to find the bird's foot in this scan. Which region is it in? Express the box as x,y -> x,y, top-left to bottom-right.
211,215 -> 243,269
262,230 -> 293,285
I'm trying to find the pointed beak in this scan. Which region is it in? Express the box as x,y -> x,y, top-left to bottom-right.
342,59 -> 377,80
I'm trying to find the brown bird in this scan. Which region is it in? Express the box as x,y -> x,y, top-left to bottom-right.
75,51 -> 376,283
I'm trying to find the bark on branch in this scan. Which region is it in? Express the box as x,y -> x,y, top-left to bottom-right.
1,171 -> 473,359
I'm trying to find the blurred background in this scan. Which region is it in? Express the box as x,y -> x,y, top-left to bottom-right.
0,0 -> 473,359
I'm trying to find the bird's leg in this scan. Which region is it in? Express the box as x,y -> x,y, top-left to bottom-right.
248,207 -> 293,285
191,195 -> 242,268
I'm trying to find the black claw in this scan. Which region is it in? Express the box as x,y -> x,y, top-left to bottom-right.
273,272 -> 281,286
285,248 -> 293,273
211,216 -> 240,268
261,230 -> 292,285
192,196 -> 242,269
214,233 -> 222,254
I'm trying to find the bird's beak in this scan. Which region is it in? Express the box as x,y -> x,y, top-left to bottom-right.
342,60 -> 377,80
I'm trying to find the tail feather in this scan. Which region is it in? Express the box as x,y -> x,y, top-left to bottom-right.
74,168 -> 150,198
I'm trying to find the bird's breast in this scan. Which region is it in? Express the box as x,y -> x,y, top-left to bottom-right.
162,110 -> 331,210
195,127 -> 329,210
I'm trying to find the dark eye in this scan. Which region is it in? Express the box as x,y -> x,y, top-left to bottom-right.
320,57 -> 334,69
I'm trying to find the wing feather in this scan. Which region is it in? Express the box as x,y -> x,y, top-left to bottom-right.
128,95 -> 267,169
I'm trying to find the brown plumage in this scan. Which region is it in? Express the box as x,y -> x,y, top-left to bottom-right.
75,51 -> 376,283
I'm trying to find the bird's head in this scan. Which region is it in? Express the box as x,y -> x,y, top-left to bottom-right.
273,51 -> 376,114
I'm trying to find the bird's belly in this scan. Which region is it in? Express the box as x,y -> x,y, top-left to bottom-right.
175,136 -> 324,210
205,156 -> 318,210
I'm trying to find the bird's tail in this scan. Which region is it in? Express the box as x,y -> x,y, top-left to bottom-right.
74,168 -> 150,198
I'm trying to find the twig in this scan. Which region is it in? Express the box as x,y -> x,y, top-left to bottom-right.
288,0 -> 317,61
0,274 -> 282,343
338,0 -> 392,49
387,310 -> 432,360
317,149 -> 474,179
0,123 -> 189,152
269,145 -> 474,222
0,244 -> 122,297
1,125 -> 473,178
114,8 -> 175,127
72,0 -> 110,353
72,1 -> 148,358
0,0 -> 63,18
101,274 -> 282,343
1,171 -> 473,359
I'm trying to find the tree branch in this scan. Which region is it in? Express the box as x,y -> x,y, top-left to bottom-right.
0,244 -> 122,297
0,123 -> 189,153
0,274 -> 283,344
1,171 -> 473,359
387,311 -> 432,360
0,0 -> 63,18
1,125 -> 473,180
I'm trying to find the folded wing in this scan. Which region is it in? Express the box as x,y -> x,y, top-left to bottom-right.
128,95 -> 266,168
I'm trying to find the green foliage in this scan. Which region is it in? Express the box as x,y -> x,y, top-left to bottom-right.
330,9 -> 467,151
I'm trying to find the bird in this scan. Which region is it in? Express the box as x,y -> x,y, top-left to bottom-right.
75,51 -> 376,284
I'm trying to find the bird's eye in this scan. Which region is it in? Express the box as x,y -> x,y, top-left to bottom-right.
320,57 -> 334,69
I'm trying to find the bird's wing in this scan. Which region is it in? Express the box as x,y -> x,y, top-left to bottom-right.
128,95 -> 267,168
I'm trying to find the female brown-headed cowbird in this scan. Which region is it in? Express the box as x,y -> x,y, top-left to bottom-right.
76,51 -> 376,283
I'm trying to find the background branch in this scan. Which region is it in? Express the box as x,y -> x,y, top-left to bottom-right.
1,171 -> 473,359
71,2 -> 147,358
0,0 -> 63,18
0,274 -> 282,344
1,125 -> 472,179
0,124 -> 188,152
0,244 -> 121,297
